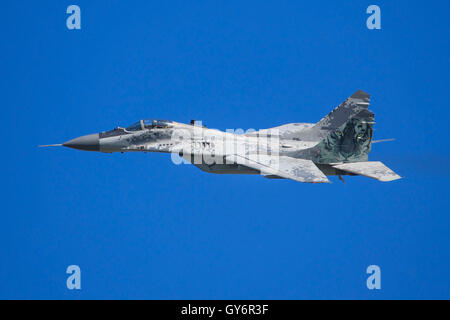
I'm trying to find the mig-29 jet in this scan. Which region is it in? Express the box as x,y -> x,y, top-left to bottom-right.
40,90 -> 401,183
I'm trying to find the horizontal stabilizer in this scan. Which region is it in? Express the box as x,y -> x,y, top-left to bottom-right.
332,161 -> 401,182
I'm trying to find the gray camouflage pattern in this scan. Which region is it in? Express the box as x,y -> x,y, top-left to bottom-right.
332,161 -> 401,182
49,90 -> 401,183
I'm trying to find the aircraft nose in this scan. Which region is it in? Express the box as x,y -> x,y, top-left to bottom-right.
63,133 -> 100,151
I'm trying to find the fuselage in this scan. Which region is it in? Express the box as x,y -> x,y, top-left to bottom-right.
50,91 -> 402,183
65,120 -> 318,155
62,119 -> 323,175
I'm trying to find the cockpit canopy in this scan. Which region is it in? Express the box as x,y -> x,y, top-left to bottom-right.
126,119 -> 173,131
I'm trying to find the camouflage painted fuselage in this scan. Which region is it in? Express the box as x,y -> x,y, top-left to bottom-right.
55,90 -> 400,183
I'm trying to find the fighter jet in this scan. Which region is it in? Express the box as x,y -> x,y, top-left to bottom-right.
40,90 -> 401,183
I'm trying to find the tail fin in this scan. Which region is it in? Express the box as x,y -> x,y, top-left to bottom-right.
311,90 -> 371,140
311,107 -> 375,164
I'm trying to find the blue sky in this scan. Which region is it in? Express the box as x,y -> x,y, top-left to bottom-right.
1,1 -> 449,299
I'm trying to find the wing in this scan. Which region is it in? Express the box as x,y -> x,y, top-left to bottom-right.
332,161 -> 401,182
226,154 -> 330,183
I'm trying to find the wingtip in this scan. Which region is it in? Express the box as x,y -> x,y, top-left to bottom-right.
310,178 -> 331,184
379,175 -> 403,182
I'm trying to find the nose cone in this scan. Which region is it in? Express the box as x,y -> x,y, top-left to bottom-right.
63,133 -> 100,151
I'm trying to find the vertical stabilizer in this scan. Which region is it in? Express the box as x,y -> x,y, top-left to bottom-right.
311,108 -> 375,164
310,90 -> 371,140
